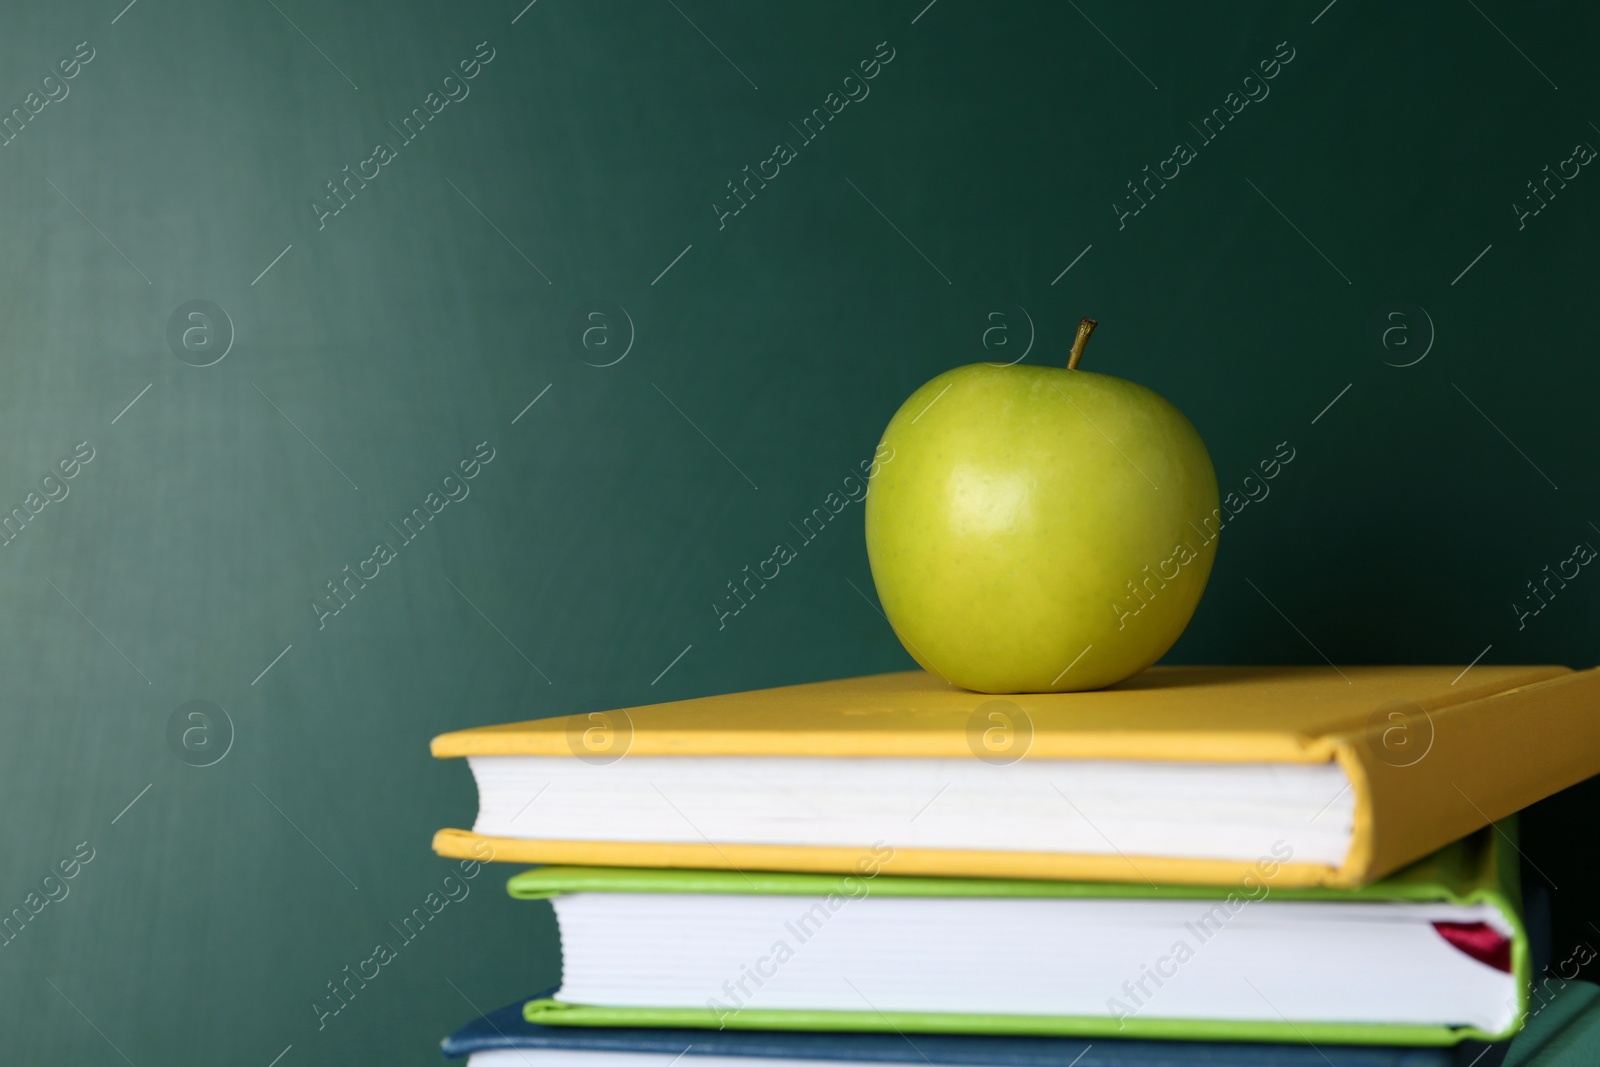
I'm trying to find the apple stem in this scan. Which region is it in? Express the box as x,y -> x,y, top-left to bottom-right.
1068,318 -> 1098,370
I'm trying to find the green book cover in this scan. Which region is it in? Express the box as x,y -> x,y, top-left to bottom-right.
1506,981 -> 1600,1066
509,825 -> 1529,1046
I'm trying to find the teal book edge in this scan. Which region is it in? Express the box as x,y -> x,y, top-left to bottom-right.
1505,980 -> 1600,1066
509,824 -> 1529,1047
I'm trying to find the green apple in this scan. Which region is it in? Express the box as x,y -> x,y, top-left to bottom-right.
864,320 -> 1219,693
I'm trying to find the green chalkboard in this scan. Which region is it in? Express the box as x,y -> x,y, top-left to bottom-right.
0,0 -> 1596,1061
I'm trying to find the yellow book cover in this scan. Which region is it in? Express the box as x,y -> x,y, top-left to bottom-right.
431,664 -> 1600,887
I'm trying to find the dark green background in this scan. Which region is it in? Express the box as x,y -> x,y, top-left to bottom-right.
2,0 -> 1597,1061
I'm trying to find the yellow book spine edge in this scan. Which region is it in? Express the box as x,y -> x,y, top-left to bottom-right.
431,828 -> 1345,888
1333,666 -> 1600,886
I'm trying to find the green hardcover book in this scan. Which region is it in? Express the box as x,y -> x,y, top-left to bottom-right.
509,825 -> 1529,1047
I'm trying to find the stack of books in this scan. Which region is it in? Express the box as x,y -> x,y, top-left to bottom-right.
430,664 -> 1600,1066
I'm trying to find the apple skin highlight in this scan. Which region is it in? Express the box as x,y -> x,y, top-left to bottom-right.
864,352 -> 1219,694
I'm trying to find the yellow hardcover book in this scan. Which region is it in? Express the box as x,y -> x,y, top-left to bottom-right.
431,664 -> 1600,887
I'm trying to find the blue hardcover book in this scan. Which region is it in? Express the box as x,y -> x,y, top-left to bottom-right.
441,993 -> 1505,1067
